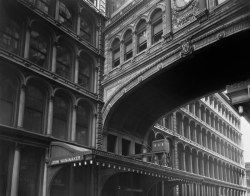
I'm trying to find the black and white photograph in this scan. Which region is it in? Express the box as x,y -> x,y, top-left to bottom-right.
0,0 -> 250,195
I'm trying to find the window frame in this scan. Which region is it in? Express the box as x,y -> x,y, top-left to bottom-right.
151,9 -> 163,44
136,20 -> 147,53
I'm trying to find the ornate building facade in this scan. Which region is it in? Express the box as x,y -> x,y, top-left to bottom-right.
0,0 -> 106,195
0,0 -> 249,196
153,93 -> 245,195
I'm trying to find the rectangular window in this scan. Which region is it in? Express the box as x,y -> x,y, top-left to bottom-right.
122,139 -> 130,156
107,134 -> 117,153
135,143 -> 142,154
18,146 -> 44,196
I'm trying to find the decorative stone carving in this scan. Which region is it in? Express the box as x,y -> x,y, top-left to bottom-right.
172,0 -> 199,31
180,37 -> 193,57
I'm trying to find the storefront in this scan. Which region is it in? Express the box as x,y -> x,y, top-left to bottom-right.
47,142 -> 203,196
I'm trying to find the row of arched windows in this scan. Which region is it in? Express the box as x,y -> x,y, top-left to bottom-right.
177,143 -> 244,185
0,68 -> 95,146
111,8 -> 163,68
25,0 -> 96,44
186,99 -> 241,144
0,16 -> 95,92
175,112 -> 242,164
204,95 -> 240,128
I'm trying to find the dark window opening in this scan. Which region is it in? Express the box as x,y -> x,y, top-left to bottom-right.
107,134 -> 117,153
0,73 -> 17,126
29,30 -> 48,67
151,10 -> 163,44
52,95 -> 69,140
59,1 -> 73,30
124,30 -> 133,61
112,39 -> 120,68
135,143 -> 142,154
18,146 -> 44,196
78,59 -> 91,90
23,85 -> 44,133
76,103 -> 90,146
80,17 -> 92,43
56,45 -> 71,80
0,21 -> 20,54
122,139 -> 130,156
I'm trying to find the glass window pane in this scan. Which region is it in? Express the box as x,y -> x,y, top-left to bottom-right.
0,22 -> 20,54
76,103 -> 90,145
29,30 -> 47,67
78,60 -> 91,90
0,73 -> 16,126
52,95 -> 69,140
80,18 -> 92,43
59,1 -> 73,30
56,45 -> 71,79
23,85 -> 44,133
18,146 -> 44,196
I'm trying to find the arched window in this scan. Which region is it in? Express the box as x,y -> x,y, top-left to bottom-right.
76,101 -> 91,146
29,30 -> 48,67
56,44 -> 72,80
0,72 -> 17,126
123,30 -> 133,61
58,1 -> 73,30
112,38 -> 120,68
78,57 -> 92,91
151,9 -> 163,44
80,14 -> 93,43
136,20 -> 147,53
23,84 -> 45,133
52,93 -> 69,140
0,19 -> 20,54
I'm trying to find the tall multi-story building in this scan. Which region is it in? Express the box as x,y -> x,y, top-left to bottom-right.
246,162 -> 250,196
153,93 -> 245,195
0,0 -> 106,195
0,0 -> 249,196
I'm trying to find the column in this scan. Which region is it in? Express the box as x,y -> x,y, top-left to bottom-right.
17,84 -> 26,128
54,0 -> 60,21
10,145 -> 21,196
76,11 -> 81,36
146,21 -> 151,47
196,154 -> 199,174
47,96 -> 54,135
120,40 -> 124,64
189,153 -> 193,173
163,0 -> 172,40
132,31 -> 137,56
51,41 -> 57,73
24,24 -> 31,59
42,150 -> 48,196
201,157 -> 205,176
182,150 -> 186,171
74,55 -> 80,84
71,105 -> 77,142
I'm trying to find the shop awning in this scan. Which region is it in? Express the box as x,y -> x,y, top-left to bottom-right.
48,142 -> 203,184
